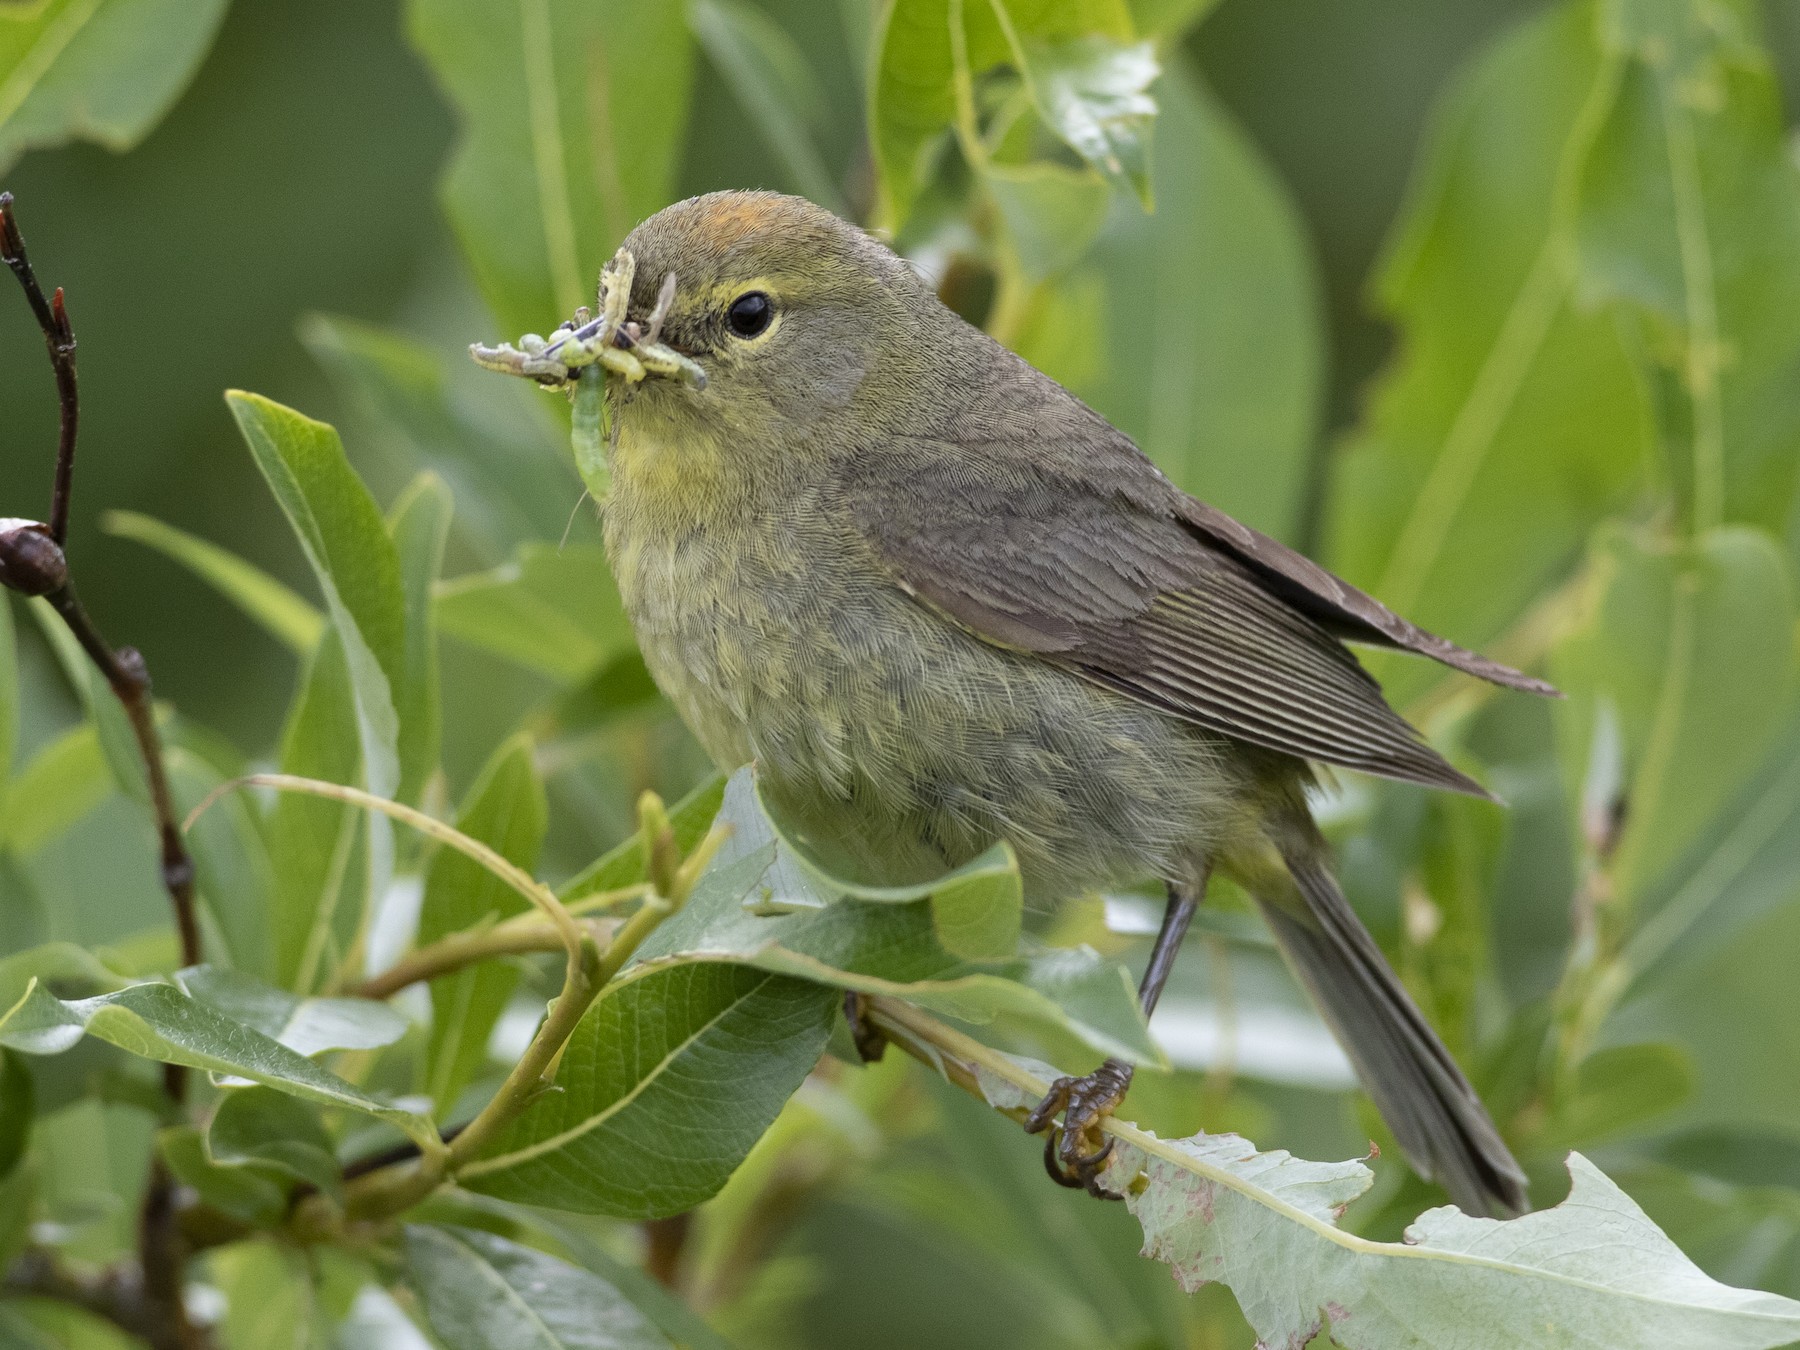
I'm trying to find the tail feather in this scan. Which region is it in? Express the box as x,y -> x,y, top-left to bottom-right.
1257,834 -> 1529,1218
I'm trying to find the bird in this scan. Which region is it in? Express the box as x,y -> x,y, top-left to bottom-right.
587,189 -> 1542,1217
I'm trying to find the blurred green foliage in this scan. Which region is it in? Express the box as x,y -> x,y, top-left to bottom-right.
4,0 -> 1800,1346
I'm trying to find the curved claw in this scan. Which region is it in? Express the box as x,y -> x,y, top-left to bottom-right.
1043,1131 -> 1085,1189
1023,1077 -> 1073,1136
1024,1060 -> 1133,1201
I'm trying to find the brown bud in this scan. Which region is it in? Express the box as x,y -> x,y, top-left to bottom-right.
0,518 -> 68,596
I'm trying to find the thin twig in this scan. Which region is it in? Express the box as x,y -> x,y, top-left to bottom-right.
351,912 -> 575,1000
0,193 -> 202,1003
0,190 -> 209,1350
0,193 -> 77,544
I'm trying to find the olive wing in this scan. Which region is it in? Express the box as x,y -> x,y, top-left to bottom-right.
844,452 -> 1491,798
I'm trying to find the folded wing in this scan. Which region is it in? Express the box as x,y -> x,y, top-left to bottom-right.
844,445 -> 1542,798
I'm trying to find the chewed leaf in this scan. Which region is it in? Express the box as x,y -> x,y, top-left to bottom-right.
951,1043 -> 1800,1348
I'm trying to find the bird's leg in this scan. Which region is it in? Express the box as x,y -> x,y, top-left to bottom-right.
1024,866 -> 1209,1199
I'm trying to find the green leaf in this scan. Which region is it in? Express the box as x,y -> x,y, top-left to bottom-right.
405,1225 -> 677,1350
1620,712 -> 1800,987
407,0 -> 696,338
458,963 -> 836,1218
1647,1125 -> 1800,1195
301,314 -> 574,559
414,1199 -> 730,1349
99,510 -> 324,657
1018,36 -> 1156,206
177,965 -> 407,1058
0,979 -> 435,1148
1574,0 -> 1800,535
0,1048 -> 30,1179
1034,57 -> 1323,539
419,736 -> 548,1112
690,0 -> 845,214
534,652 -> 663,746
338,1284 -> 437,1350
388,473 -> 454,805
0,723 -> 108,857
226,391 -> 405,804
207,1086 -> 341,1201
0,0 -> 229,172
1126,0 -> 1218,38
870,0 -> 1134,225
267,629 -> 369,993
167,743 -> 275,980
1547,1041 -> 1692,1149
625,768 -> 1156,1063
437,543 -> 636,685
209,1239 -> 339,1350
0,943 -> 124,1008
975,1065 -> 1800,1348
536,1234 -> 739,1350
755,774 -> 1023,961
1327,2 -> 1649,704
984,160 -> 1111,281
556,773 -> 726,901
27,597 -> 146,807
160,1124 -> 287,1228
0,1166 -> 31,1273
868,0 -> 957,223
1554,525 -> 1799,906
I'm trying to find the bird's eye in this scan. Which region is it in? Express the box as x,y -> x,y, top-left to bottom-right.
726,291 -> 773,338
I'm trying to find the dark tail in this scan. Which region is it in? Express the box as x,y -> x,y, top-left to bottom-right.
1255,824 -> 1529,1218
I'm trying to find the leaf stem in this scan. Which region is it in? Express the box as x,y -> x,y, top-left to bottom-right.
351,913 -> 575,1000
440,933 -> 606,1173
336,795 -> 712,1223
190,773 -> 588,960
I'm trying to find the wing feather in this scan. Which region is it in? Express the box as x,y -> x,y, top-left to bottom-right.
843,442 -> 1533,798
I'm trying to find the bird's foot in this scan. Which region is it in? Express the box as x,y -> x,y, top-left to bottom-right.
843,990 -> 887,1064
1022,1058 -> 1133,1200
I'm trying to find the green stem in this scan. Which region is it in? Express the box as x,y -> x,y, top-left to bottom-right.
332,796 -> 714,1225
352,915 -> 573,1000
443,935 -> 607,1170
191,773 -> 589,960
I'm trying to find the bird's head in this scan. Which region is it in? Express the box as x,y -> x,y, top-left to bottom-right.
609,191 -> 951,452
